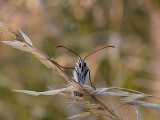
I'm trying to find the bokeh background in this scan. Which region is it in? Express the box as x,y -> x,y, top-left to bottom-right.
0,0 -> 160,120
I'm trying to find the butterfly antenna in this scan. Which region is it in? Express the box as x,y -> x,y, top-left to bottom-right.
84,45 -> 115,60
56,46 -> 82,59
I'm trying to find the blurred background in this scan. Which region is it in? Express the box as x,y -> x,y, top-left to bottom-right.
0,0 -> 160,120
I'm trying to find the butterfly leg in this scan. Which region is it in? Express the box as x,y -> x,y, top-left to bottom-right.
88,69 -> 96,90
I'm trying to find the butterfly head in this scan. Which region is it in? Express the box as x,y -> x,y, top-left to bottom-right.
76,58 -> 87,72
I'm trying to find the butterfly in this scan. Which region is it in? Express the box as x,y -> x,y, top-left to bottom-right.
56,45 -> 115,97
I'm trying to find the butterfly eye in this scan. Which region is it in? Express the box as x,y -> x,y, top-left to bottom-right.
84,63 -> 86,67
79,63 -> 81,68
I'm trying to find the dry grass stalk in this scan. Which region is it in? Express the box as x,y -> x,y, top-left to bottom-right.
1,22 -> 160,120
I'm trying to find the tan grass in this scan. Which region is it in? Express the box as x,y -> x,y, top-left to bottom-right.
1,22 -> 160,120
